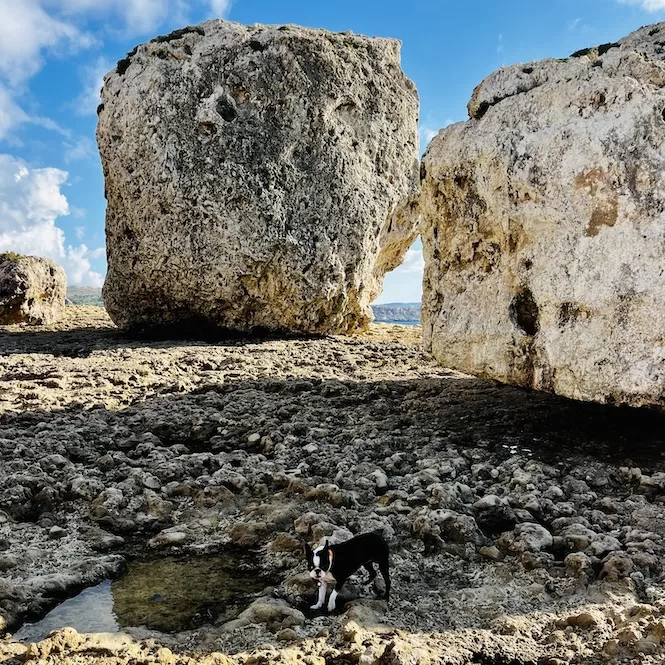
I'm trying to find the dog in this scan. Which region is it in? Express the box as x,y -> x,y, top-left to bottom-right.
304,531 -> 390,612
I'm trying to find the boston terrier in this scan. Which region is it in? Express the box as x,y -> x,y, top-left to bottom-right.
304,531 -> 390,612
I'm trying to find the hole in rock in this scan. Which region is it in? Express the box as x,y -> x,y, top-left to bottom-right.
216,99 -> 238,122
509,288 -> 540,336
372,236 -> 423,325
12,553 -> 271,643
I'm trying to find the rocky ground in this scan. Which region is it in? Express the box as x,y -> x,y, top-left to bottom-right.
1,307 -> 665,664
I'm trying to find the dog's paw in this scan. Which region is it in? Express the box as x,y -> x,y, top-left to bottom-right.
310,603 -> 323,610
327,601 -> 336,612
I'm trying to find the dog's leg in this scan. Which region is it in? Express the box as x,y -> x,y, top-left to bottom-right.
363,561 -> 377,585
311,581 -> 327,610
379,561 -> 390,601
328,576 -> 347,612
327,588 -> 338,612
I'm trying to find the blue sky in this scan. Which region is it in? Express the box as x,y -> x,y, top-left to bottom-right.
0,0 -> 663,302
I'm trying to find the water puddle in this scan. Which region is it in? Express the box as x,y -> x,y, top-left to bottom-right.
14,553 -> 269,643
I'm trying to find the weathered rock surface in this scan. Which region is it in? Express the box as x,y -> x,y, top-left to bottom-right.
0,254 -> 66,325
3,308 -> 665,665
420,23 -> 665,409
98,20 -> 419,334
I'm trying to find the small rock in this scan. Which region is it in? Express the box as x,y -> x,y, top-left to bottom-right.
142,474 -> 162,490
48,526 -> 66,539
566,612 -> 598,630
91,534 -> 125,552
371,469 -> 388,491
222,597 -> 305,633
0,554 -> 18,571
587,534 -> 622,557
340,620 -> 362,645
148,531 -> 187,548
276,628 -> 297,642
649,619 -> 665,643
499,523 -> 553,553
564,552 -> 592,576
479,545 -> 503,561
600,552 -> 634,580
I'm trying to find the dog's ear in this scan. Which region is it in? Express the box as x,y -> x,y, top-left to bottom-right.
303,540 -> 313,558
324,539 -> 329,549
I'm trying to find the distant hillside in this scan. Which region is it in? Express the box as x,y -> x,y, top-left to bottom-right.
66,287 -> 103,306
372,302 -> 421,323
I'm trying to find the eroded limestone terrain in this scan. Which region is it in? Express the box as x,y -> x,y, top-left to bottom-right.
1,307 -> 665,664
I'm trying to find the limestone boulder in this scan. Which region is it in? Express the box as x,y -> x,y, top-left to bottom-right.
420,23 -> 665,409
0,253 -> 66,325
98,20 -> 419,334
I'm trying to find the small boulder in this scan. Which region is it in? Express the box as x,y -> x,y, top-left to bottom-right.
0,253 -> 66,325
499,523 -> 553,553
221,597 -> 305,633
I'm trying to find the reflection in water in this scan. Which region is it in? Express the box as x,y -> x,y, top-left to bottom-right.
13,554 -> 267,643
14,580 -> 118,643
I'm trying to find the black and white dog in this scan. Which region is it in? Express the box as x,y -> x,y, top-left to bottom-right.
304,531 -> 390,612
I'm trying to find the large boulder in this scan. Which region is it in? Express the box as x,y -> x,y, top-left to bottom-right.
98,20 -> 419,334
0,253 -> 66,325
419,23 -> 665,409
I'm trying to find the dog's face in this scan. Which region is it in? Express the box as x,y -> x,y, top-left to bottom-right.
304,540 -> 335,582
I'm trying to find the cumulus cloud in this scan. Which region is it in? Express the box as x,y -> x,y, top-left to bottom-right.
619,0 -> 665,9
0,154 -> 104,286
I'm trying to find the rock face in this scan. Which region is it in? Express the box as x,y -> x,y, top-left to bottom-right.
420,23 -> 665,409
98,20 -> 419,334
0,253 -> 66,325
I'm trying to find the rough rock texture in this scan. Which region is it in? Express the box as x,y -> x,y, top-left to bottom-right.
0,254 -> 66,325
420,23 -> 665,409
3,308 -> 665,664
98,20 -> 419,334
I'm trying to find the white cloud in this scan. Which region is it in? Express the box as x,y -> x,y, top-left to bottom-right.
74,56 -> 112,116
619,0 -> 665,9
0,0 -> 95,87
64,243 -> 105,286
63,136 -> 96,163
0,1 -> 234,139
0,1 -> 95,142
0,154 -> 104,285
209,0 -> 232,17
0,85 -> 29,141
49,0 -> 232,35
419,124 -> 439,148
398,247 -> 425,275
419,118 -> 457,153
0,82 -> 74,143
375,238 -> 425,303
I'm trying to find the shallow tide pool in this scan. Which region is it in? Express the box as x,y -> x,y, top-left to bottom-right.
14,554 -> 268,643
